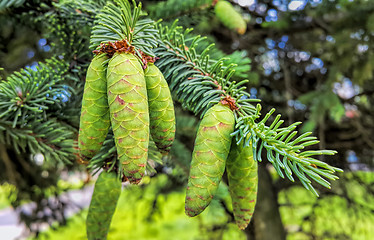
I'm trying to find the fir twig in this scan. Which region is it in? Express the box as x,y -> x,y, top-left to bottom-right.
86,0 -> 341,195
155,21 -> 259,117
89,0 -> 158,56
154,22 -> 341,195
0,58 -> 71,127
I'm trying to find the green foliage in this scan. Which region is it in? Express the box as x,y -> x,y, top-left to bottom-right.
366,13 -> 374,32
0,0 -> 26,11
85,0 -> 341,195
90,0 -> 158,56
233,105 -> 342,196
147,0 -> 213,20
0,58 -> 69,124
352,56 -> 374,85
0,58 -> 76,162
298,89 -> 345,133
166,109 -> 198,182
29,172 -> 373,240
5,0 -> 370,236
0,183 -> 17,210
279,172 -> 374,240
153,20 -> 341,195
33,174 -> 246,240
222,51 -> 252,79
261,19 -> 289,29
154,22 -> 258,116
192,37 -> 252,79
0,119 -> 75,162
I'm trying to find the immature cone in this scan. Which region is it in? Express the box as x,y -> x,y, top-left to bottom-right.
78,54 -> 110,161
86,171 -> 122,240
107,52 -> 149,184
185,103 -> 235,217
226,141 -> 258,230
214,0 -> 247,35
144,63 -> 175,154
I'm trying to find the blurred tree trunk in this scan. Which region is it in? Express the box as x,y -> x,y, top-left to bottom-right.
249,164 -> 286,240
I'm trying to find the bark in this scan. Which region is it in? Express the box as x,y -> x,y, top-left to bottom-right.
0,144 -> 20,185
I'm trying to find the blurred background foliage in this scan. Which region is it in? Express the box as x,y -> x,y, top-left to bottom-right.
0,0 -> 373,239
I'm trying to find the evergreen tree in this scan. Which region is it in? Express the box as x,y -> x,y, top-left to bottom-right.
1,0 -> 372,239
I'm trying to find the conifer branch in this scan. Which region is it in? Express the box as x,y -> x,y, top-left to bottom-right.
232,105 -> 342,196
82,0 -> 341,194
0,58 -> 71,127
154,21 -> 259,117
89,0 -> 158,56
0,58 -> 77,163
0,0 -> 26,11
153,21 -> 341,195
0,119 -> 75,163
80,0 -> 163,174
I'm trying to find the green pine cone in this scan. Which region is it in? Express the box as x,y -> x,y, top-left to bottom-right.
78,54 -> 110,161
86,171 -> 122,240
215,0 -> 247,35
185,103 -> 235,217
144,63 -> 176,154
107,52 -> 149,184
226,141 -> 258,230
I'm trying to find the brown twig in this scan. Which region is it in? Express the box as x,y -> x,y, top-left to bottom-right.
93,40 -> 157,69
